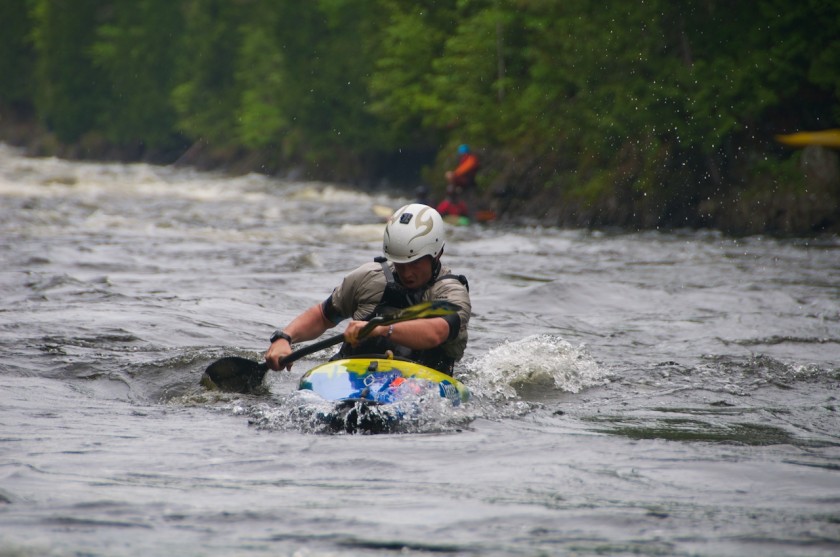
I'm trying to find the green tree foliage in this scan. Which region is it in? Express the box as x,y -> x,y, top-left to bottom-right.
171,0 -> 243,146
369,1 -> 459,138
2,0 -> 838,231
168,0 -> 389,170
29,0 -> 108,142
0,0 -> 34,105
90,0 -> 184,149
264,0 -> 390,161
234,3 -> 287,150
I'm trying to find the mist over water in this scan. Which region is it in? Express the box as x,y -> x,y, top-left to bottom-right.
1,144 -> 839,556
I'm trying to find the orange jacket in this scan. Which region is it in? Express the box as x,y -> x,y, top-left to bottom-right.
451,153 -> 479,188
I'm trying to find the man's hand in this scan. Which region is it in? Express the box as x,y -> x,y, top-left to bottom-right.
264,338 -> 293,371
343,320 -> 368,346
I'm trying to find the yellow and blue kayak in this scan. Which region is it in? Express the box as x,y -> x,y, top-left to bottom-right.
299,357 -> 469,406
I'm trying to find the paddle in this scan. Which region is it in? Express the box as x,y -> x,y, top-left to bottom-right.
201,300 -> 460,393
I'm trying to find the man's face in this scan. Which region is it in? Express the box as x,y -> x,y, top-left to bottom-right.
393,256 -> 434,289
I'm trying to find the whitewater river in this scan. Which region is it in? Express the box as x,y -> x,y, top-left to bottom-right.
1,143 -> 838,556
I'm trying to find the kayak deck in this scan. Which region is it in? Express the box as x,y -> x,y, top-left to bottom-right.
298,357 -> 469,405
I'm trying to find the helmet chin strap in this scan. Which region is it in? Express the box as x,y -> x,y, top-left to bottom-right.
430,256 -> 442,283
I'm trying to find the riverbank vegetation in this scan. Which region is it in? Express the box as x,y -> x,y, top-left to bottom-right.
1,0 -> 838,234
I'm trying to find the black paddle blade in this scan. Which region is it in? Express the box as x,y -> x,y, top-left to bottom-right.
201,356 -> 268,394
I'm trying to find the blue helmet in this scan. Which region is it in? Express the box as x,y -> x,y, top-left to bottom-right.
457,144 -> 470,155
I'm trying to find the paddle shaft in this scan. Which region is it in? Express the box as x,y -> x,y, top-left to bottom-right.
262,331 -> 345,371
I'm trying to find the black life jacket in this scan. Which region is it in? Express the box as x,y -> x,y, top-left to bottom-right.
333,257 -> 468,375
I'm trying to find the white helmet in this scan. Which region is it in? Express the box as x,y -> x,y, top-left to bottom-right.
382,203 -> 445,263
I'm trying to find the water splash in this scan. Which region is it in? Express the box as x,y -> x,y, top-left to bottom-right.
243,389 -> 472,434
461,334 -> 610,401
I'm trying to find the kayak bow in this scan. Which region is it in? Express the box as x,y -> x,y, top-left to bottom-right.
300,355 -> 469,434
299,356 -> 470,405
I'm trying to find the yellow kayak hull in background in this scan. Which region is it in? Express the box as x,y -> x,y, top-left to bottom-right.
775,129 -> 840,148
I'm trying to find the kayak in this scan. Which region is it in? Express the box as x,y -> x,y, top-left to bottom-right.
775,129 -> 840,148
371,204 -> 394,220
299,356 -> 470,433
442,214 -> 471,226
200,301 -> 468,433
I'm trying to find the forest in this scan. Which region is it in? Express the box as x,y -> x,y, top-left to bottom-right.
1,0 -> 838,234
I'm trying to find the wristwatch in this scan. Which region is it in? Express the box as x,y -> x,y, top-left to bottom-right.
270,330 -> 292,345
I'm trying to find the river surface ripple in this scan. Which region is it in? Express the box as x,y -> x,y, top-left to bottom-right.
1,144 -> 839,556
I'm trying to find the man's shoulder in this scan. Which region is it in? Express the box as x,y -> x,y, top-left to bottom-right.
352,260 -> 384,273
435,266 -> 469,289
432,265 -> 471,324
332,260 -> 388,317
437,264 -> 464,277
343,260 -> 387,284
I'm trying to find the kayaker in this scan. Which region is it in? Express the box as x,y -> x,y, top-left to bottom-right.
264,203 -> 470,375
444,144 -> 479,219
445,144 -> 480,193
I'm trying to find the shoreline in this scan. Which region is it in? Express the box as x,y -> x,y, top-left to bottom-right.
2,113 -> 837,237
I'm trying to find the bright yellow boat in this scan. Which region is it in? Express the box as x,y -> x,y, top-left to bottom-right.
775,129 -> 840,148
